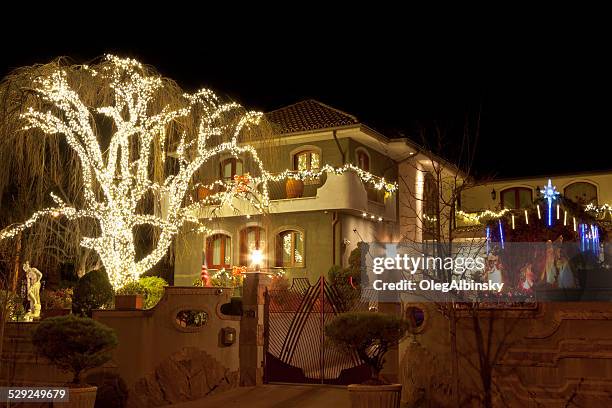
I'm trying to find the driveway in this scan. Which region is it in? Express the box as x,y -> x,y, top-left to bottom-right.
171,384 -> 351,408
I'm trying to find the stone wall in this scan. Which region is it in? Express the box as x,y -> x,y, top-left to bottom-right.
398,301 -> 612,407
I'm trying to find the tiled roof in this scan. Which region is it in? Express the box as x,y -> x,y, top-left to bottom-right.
265,99 -> 359,134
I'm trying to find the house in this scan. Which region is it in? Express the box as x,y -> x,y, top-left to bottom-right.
173,100 -> 416,285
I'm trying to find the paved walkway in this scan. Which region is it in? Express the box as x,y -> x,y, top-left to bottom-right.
171,384 -> 351,408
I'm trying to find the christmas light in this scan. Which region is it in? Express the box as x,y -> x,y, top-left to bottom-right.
573,217 -> 576,232
563,210 -> 567,226
537,205 -> 541,219
511,215 -> 515,229
524,209 -> 529,225
456,209 -> 510,222
0,56 -> 399,289
541,179 -> 559,227
498,220 -> 505,249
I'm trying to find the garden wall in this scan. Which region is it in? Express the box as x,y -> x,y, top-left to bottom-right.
1,286 -> 241,407
93,286 -> 241,407
398,300 -> 612,407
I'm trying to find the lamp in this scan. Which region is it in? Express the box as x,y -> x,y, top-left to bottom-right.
250,249 -> 263,267
491,188 -> 497,200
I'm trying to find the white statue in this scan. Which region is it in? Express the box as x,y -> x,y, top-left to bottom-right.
23,261 -> 42,321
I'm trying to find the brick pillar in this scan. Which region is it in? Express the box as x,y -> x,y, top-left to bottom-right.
239,272 -> 271,386
378,301 -> 402,383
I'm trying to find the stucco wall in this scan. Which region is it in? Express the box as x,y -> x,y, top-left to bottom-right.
461,172 -> 612,213
398,300 -> 612,407
93,287 -> 240,402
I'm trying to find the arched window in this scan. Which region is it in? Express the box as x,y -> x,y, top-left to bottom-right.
239,226 -> 265,266
564,182 -> 597,205
220,158 -> 243,181
356,149 -> 370,171
293,150 -> 320,172
500,187 -> 532,209
275,230 -> 304,267
206,234 -> 231,269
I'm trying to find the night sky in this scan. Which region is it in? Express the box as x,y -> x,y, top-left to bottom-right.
1,26 -> 608,180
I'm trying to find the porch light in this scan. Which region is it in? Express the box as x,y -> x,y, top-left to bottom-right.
250,249 -> 264,266
490,188 -> 496,200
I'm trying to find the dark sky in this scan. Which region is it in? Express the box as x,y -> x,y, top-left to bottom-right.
1,25 -> 609,180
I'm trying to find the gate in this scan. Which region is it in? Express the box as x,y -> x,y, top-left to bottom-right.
264,277 -> 375,384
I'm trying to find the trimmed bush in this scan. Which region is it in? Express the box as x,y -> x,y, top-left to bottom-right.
72,270 -> 113,317
139,276 -> 167,309
32,315 -> 118,385
116,276 -> 167,309
325,312 -> 408,383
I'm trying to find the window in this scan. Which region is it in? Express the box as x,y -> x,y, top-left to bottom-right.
356,150 -> 370,171
220,158 -> 243,181
275,230 -> 304,267
564,182 -> 597,205
423,173 -> 439,240
206,234 -> 231,269
500,187 -> 532,209
240,226 -> 265,266
293,150 -> 320,172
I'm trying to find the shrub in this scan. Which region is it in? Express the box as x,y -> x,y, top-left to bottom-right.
32,315 -> 118,385
41,288 -> 73,310
72,270 -> 114,317
139,276 -> 167,309
325,312 -> 408,383
116,277 -> 167,309
0,290 -> 25,321
115,281 -> 146,296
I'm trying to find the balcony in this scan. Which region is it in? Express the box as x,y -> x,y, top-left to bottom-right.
189,170 -> 397,221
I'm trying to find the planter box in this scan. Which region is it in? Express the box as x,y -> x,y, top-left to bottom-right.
114,294 -> 144,310
348,384 -> 402,408
54,386 -> 97,408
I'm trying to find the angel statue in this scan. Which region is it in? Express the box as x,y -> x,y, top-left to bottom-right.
23,261 -> 43,321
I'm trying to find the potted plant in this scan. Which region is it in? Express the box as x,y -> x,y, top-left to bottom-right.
285,177 -> 304,198
115,281 -> 145,310
31,315 -> 118,408
325,312 -> 408,408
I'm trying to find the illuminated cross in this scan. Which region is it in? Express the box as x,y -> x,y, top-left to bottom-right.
541,179 -> 559,227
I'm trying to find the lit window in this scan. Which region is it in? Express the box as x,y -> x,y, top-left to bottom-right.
500,188 -> 533,209
564,182 -> 597,205
294,151 -> 320,172
240,226 -> 265,266
276,230 -> 304,267
357,150 -> 370,171
206,234 -> 231,269
221,158 -> 243,181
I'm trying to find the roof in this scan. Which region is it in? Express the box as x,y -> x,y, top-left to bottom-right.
265,99 -> 359,134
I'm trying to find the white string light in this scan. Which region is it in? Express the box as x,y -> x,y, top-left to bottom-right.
0,55 -> 399,289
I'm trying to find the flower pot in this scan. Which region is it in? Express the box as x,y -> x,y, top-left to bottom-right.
114,294 -> 144,310
197,186 -> 212,201
54,386 -> 97,408
347,384 -> 402,408
42,308 -> 71,319
285,179 -> 304,198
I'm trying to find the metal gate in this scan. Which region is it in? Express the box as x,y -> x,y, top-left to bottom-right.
264,277 -> 375,384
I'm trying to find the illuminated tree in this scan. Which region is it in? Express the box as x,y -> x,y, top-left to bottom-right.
0,56 -> 271,289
